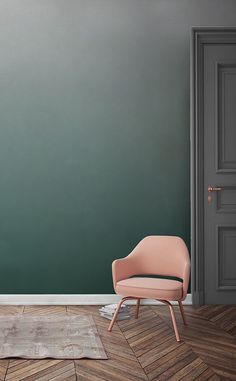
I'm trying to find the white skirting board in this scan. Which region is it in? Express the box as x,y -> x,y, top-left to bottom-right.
0,294 -> 192,305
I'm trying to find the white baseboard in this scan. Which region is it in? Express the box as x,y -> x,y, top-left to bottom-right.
0,294 -> 192,305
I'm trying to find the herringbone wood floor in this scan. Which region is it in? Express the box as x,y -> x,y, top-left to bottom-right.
0,305 -> 235,380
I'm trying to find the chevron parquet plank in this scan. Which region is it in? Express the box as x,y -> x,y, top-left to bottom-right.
23,306 -> 66,316
0,360 -> 9,381
196,305 -> 236,339
5,360 -> 66,381
24,361 -> 76,381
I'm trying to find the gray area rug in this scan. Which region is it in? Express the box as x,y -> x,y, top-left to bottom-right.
0,314 -> 107,359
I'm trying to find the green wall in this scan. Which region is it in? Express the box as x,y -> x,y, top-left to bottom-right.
0,0 -> 236,293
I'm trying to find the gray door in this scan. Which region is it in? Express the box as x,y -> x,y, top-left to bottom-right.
203,34 -> 236,303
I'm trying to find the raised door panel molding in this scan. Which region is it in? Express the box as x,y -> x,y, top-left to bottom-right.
216,62 -> 236,172
217,226 -> 236,290
216,186 -> 236,213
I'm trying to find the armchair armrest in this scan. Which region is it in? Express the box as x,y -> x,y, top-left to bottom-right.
112,256 -> 136,290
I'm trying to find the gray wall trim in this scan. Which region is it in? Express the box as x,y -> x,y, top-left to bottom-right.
190,27 -> 236,306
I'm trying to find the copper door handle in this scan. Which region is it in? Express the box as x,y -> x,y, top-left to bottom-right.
208,186 -> 222,192
207,186 -> 222,203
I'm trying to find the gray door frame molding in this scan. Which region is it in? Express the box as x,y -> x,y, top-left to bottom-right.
190,27 -> 236,305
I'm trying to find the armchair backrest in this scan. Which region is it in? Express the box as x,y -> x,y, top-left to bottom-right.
127,236 -> 190,298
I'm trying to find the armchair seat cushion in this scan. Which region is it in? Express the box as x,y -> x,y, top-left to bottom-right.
115,277 -> 183,301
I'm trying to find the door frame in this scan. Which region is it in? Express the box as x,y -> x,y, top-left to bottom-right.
190,27 -> 236,305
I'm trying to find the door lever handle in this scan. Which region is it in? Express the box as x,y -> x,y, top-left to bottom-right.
207,186 -> 222,204
208,186 -> 222,192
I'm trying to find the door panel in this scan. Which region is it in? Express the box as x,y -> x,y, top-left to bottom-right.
216,186 -> 236,213
204,42 -> 236,303
217,63 -> 236,172
217,226 -> 236,290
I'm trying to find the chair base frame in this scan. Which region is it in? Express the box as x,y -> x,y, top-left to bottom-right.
108,297 -> 187,342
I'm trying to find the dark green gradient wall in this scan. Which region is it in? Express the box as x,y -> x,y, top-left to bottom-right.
0,0 -> 236,293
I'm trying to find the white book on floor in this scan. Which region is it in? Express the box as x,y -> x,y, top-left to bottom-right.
99,310 -> 130,317
99,304 -> 130,313
100,312 -> 131,321
100,311 -> 130,317
102,304 -> 129,311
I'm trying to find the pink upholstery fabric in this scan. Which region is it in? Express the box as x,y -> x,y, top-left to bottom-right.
112,236 -> 190,301
116,277 -> 183,300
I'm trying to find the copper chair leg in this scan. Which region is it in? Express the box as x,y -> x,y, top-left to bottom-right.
135,298 -> 140,319
108,298 -> 125,332
178,300 -> 187,325
157,299 -> 180,342
108,296 -> 134,332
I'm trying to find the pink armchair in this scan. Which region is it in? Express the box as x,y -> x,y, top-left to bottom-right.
108,236 -> 190,341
